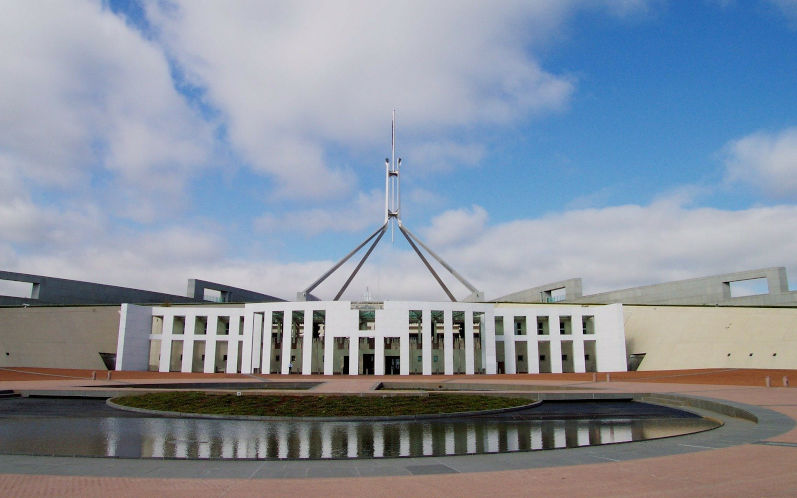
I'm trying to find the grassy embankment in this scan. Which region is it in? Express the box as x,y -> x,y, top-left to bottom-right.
112,392 -> 533,417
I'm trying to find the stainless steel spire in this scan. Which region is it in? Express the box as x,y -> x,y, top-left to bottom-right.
298,111 -> 483,302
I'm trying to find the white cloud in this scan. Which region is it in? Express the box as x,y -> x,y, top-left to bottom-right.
255,189 -> 384,236
460,201 -> 797,298
422,205 -> 489,248
406,141 -> 486,174
5,198 -> 796,302
285,200 -> 797,301
0,1 -> 214,222
723,127 -> 797,199
141,1 -> 590,199
767,0 -> 797,25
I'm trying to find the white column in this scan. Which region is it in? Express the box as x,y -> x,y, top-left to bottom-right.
464,310 -> 474,375
505,314 -> 517,374
281,309 -> 292,375
226,314 -> 241,373
261,311 -> 272,375
400,330 -> 410,376
302,309 -> 313,375
571,312 -> 586,373
375,335 -> 385,375
527,314 -> 540,374
444,309 -> 454,375
349,334 -> 359,375
323,327 -> 334,375
251,312 -> 263,372
484,309 -> 497,374
240,311 -> 254,374
204,314 -> 217,373
550,315 -> 563,374
422,308 -> 432,375
158,312 -> 173,372
181,313 -> 195,373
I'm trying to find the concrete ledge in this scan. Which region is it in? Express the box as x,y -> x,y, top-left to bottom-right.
637,393 -> 759,423
379,381 -> 593,391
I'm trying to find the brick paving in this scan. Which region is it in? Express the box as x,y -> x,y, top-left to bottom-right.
2,367 -> 797,496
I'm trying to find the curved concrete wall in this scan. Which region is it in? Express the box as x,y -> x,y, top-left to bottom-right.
624,305 -> 797,370
0,306 -> 120,370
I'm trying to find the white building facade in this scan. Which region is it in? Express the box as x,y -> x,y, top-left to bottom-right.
116,301 -> 627,375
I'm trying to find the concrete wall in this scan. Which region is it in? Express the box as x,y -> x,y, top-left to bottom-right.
0,305 -> 120,369
186,279 -> 282,303
624,305 -> 797,370
496,267 -> 797,307
0,270 -> 281,306
574,267 -> 793,306
0,270 -> 205,306
116,304 -> 153,371
495,279 -> 583,303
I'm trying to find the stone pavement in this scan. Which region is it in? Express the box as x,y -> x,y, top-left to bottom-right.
2,367 -> 797,496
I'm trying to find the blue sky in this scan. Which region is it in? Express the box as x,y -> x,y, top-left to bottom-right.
1,1 -> 797,301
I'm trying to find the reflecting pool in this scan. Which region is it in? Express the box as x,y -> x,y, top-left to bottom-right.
0,413 -> 719,459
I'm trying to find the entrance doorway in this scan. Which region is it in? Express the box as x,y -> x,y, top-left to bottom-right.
362,354 -> 375,375
385,356 -> 400,375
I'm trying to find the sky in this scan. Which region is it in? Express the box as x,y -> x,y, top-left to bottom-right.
1,0 -> 797,302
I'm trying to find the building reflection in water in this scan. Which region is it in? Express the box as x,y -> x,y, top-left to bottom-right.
0,415 -> 718,460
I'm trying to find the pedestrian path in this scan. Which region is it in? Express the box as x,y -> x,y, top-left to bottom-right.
310,378 -> 381,393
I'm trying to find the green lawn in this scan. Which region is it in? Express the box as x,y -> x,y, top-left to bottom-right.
111,392 -> 533,417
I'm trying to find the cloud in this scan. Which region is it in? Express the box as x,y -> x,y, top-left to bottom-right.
0,1 -> 214,222
461,201 -> 797,298
722,127 -> 797,199
5,194 -> 797,302
282,200 -> 797,301
255,189 -> 384,236
140,1 -> 587,199
422,205 -> 489,248
406,141 -> 486,174
767,0 -> 797,25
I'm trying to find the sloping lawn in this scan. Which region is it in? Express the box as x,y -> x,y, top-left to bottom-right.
112,392 -> 533,417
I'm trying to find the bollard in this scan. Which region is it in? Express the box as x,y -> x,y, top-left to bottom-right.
784,376 -> 790,387
765,376 -> 771,387
106,371 -> 111,380
606,373 -> 611,382
91,371 -> 96,380
592,372 -> 597,383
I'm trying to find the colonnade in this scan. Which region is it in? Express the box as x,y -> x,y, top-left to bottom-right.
117,301 -> 627,375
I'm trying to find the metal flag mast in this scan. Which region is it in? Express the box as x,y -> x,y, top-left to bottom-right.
297,110 -> 484,302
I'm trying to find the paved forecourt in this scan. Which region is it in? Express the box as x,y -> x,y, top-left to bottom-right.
1,368 -> 797,496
